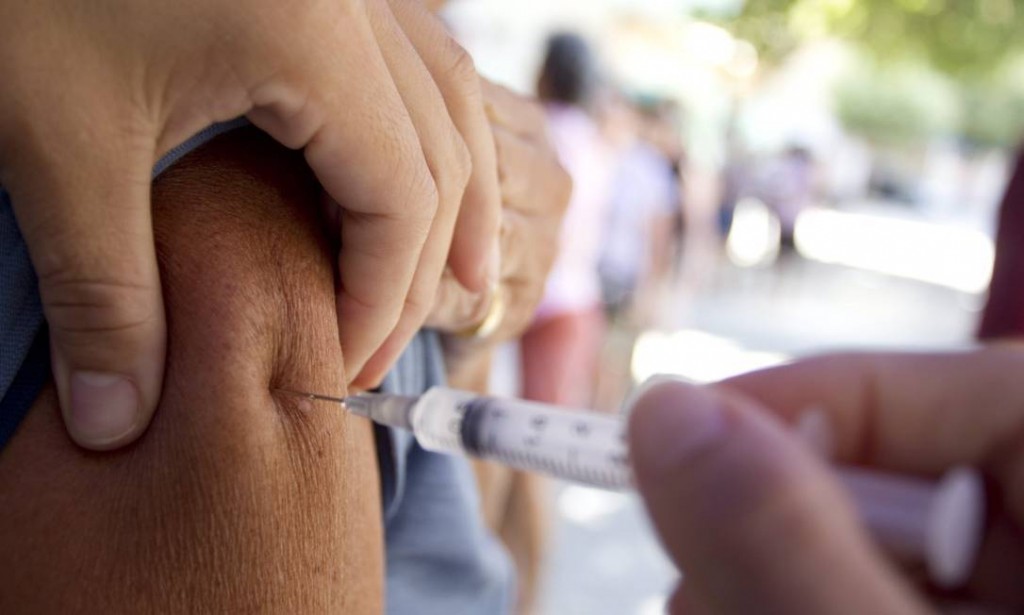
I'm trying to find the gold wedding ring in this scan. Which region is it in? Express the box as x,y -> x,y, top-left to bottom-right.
456,287 -> 505,339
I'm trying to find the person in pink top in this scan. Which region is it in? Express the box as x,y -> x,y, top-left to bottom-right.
521,33 -> 613,407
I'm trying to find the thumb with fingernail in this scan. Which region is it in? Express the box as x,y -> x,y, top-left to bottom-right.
628,380 -> 927,614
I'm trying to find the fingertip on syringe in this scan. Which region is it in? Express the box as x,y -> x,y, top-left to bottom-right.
629,387 -> 984,588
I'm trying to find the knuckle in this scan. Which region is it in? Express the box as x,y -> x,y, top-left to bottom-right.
41,274 -> 159,340
447,131 -> 473,192
403,281 -> 436,319
424,277 -> 457,328
442,38 -> 479,92
400,161 -> 441,223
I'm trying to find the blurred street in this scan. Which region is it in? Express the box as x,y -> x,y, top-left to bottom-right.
539,232 -> 982,614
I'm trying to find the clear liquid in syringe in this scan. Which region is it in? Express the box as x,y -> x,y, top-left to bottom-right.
457,396 -> 632,490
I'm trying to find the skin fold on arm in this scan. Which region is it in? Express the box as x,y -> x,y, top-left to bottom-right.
0,129 -> 383,613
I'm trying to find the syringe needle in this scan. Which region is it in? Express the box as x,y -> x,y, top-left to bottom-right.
274,388 -> 348,407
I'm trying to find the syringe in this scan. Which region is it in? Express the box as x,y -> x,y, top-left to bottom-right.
300,384 -> 985,588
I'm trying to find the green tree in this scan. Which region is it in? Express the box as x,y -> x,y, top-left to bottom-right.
834,61 -> 959,145
702,0 -> 1024,78
958,61 -> 1024,149
831,55 -> 1024,149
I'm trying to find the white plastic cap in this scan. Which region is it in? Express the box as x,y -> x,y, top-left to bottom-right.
927,467 -> 985,588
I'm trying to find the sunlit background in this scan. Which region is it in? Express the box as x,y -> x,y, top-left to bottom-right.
440,0 -> 1023,612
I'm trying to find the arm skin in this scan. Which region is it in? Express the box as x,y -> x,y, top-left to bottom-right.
0,129 -> 383,612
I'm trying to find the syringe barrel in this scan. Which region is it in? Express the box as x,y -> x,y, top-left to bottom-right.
407,387 -> 632,490
460,396 -> 633,490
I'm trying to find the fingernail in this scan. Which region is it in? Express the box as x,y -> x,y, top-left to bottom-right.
70,371 -> 140,445
630,381 -> 729,472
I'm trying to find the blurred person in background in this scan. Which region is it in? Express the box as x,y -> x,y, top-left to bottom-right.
637,98 -> 688,278
520,33 -> 614,408
594,90 -> 679,411
435,79 -> 572,614
718,141 -> 754,240
758,144 -> 816,254
511,33 -> 613,607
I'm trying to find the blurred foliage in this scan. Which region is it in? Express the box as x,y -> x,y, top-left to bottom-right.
957,63 -> 1024,149
834,56 -> 1024,149
834,62 -> 959,145
701,0 -> 1024,78
699,1 -> 1024,148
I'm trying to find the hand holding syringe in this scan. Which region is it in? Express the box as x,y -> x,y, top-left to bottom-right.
282,380 -> 984,589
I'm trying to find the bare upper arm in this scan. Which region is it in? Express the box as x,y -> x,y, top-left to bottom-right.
0,128 -> 382,613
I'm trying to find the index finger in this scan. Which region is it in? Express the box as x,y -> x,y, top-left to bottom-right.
721,347 -> 1024,475
247,14 -> 436,383
389,0 -> 501,293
